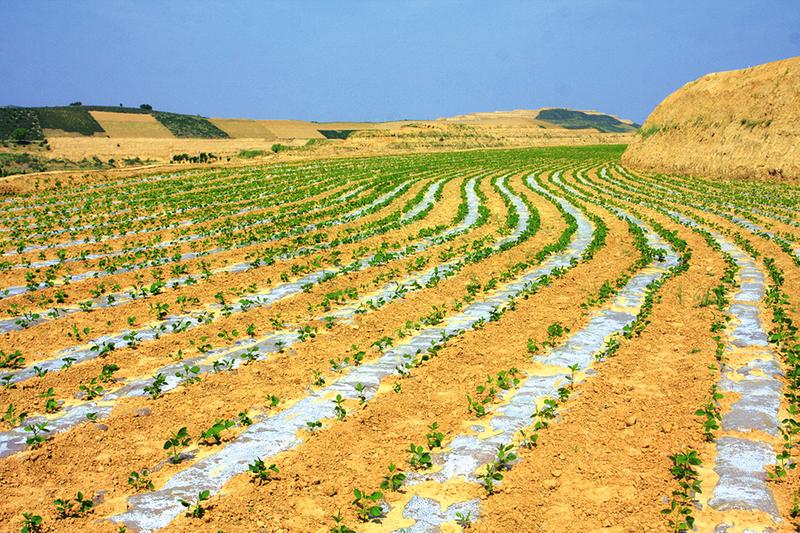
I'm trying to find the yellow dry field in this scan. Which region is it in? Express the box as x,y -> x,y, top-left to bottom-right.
44,136 -> 280,160
211,119 -> 327,139
436,108 -> 637,129
437,109 -> 557,127
316,121 -> 414,130
37,124 -> 633,164
209,118 -> 278,139
257,120 -> 326,139
88,111 -> 175,138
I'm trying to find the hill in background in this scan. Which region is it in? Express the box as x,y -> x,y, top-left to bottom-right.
1,104 -> 638,141
0,105 -> 230,141
440,108 -> 639,133
0,104 -> 637,177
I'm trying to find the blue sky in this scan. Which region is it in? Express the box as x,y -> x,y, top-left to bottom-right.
3,1 -> 799,123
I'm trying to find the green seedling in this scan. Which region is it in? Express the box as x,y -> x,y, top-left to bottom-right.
352,383 -> 368,406
478,461 -> 503,494
248,458 -> 279,484
567,363 -> 580,388
380,463 -> 406,492
351,345 -> 365,366
372,336 -> 393,352
54,491 -> 93,518
266,394 -> 280,408
213,358 -> 234,372
297,325 -> 317,342
179,489 -> 210,518
1,375 -> 14,389
24,421 -> 49,448
528,339 -> 540,355
40,388 -> 59,413
329,511 -> 356,533
21,512 -> 43,533
466,395 -> 487,418
200,419 -> 235,445
144,373 -> 167,399
240,346 -> 259,364
518,428 -> 539,449
128,469 -> 154,492
99,363 -> 120,382
407,443 -> 432,470
426,422 -> 444,449
352,488 -> 383,522
238,411 -> 253,426
3,403 -> 27,427
495,443 -> 517,469
455,510 -> 472,528
80,379 -> 104,400
175,364 -> 201,386
661,450 -> 702,532
332,394 -> 347,420
695,385 -> 723,442
164,426 -> 191,463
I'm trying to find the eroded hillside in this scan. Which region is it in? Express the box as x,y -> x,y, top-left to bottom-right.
622,56 -> 800,182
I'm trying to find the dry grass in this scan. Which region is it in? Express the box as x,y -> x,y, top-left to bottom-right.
89,111 -> 175,138
210,119 -> 326,139
209,118 -> 278,139
623,55 -> 800,181
44,136 -> 283,161
256,120 -> 326,139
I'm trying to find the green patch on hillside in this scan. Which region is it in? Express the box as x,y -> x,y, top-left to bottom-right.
0,108 -> 45,141
0,151 -> 110,177
318,129 -> 355,139
152,112 -> 229,138
536,109 -> 638,133
35,107 -> 105,135
238,149 -> 267,158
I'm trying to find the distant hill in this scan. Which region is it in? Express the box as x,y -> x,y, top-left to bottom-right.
623,56 -> 800,181
535,109 -> 640,133
437,108 -> 639,133
0,105 -> 229,141
1,104 -> 638,142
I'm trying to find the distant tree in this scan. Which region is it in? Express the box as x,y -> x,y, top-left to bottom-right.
10,127 -> 28,141
139,104 -> 153,110
69,101 -> 82,106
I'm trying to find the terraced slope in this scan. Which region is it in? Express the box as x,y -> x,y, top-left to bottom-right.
0,145 -> 798,533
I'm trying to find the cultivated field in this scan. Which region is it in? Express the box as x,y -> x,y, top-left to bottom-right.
0,145 -> 798,532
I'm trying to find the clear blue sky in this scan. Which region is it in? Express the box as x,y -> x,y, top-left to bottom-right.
3,1 -> 799,123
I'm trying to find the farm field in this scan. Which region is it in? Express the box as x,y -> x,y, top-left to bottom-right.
0,144 -> 799,533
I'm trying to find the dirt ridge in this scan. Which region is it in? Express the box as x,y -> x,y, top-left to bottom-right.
622,55 -> 800,182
